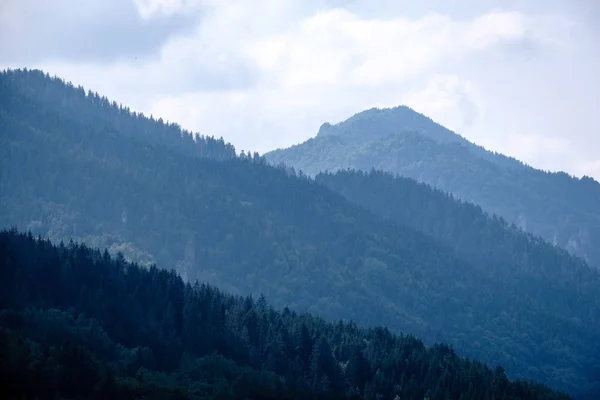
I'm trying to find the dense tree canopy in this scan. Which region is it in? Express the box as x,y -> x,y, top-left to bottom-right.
1,68 -> 600,397
266,106 -> 600,268
0,229 -> 572,399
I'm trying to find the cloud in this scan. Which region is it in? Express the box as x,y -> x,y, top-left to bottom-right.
141,5 -> 557,151
20,3 -> 263,103
246,9 -> 538,90
0,0 -> 196,64
401,75 -> 484,132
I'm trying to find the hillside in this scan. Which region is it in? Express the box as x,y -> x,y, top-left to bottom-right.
0,229 -> 572,399
266,106 -> 600,267
1,69 -> 600,396
316,168 -> 595,285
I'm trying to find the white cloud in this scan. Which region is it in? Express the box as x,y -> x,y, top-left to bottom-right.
401,74 -> 484,132
138,5 -> 548,151
245,9 -> 532,90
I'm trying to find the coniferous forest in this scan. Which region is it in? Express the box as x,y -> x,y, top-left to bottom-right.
1,68 -> 600,398
0,229 -> 571,399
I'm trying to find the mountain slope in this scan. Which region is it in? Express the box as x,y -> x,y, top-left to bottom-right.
0,229 -> 572,399
266,106 -> 600,267
2,69 -> 600,396
316,168 -> 592,279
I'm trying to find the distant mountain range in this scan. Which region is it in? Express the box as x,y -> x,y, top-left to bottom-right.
1,69 -> 600,397
266,106 -> 600,268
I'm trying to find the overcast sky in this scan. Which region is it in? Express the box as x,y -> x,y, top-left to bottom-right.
2,0 -> 599,178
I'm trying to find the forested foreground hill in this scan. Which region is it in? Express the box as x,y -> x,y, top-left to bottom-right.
2,68 -> 600,396
0,229 -> 572,399
265,106 -> 600,268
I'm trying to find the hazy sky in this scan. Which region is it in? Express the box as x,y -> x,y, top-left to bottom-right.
2,0 -> 599,178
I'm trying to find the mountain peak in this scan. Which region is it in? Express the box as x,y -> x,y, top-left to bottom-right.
316,104 -> 466,148
317,121 -> 335,136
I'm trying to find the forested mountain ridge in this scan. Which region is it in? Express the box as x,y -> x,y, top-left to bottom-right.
2,68 -> 600,396
1,68 -> 238,161
266,106 -> 600,267
316,168 -> 597,288
0,229 -> 572,399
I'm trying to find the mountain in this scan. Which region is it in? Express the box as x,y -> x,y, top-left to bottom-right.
315,168 -> 594,287
0,229 -> 572,399
266,106 -> 600,267
2,68 -> 600,396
